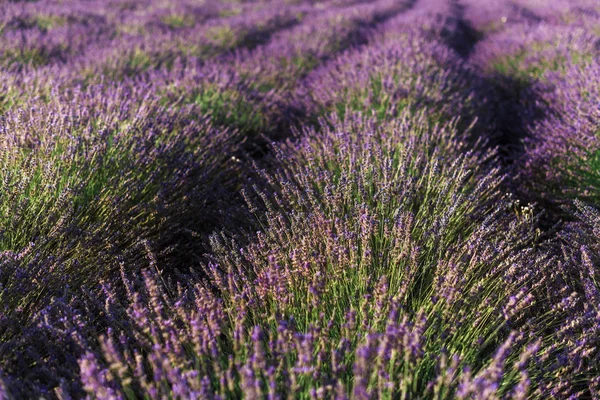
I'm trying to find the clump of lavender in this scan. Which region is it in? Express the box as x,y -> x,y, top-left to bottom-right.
68,113 -> 547,398
0,84 -> 250,396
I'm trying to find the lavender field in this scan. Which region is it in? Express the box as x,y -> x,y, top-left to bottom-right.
0,0 -> 599,398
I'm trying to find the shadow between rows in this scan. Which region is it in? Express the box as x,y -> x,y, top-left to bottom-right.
438,0 -> 484,59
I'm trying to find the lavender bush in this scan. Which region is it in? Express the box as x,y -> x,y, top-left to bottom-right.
69,113 -> 545,398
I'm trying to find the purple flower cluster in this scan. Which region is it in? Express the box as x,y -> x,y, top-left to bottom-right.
0,0 -> 599,398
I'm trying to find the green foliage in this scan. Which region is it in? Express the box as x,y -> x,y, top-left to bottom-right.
0,48 -> 50,69
560,135 -> 600,206
491,46 -> 594,81
205,25 -> 241,50
97,48 -> 177,81
33,14 -> 67,32
162,83 -> 268,138
208,114 -> 540,396
160,14 -> 196,29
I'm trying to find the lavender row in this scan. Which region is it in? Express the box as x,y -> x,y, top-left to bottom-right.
0,0 -> 417,141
